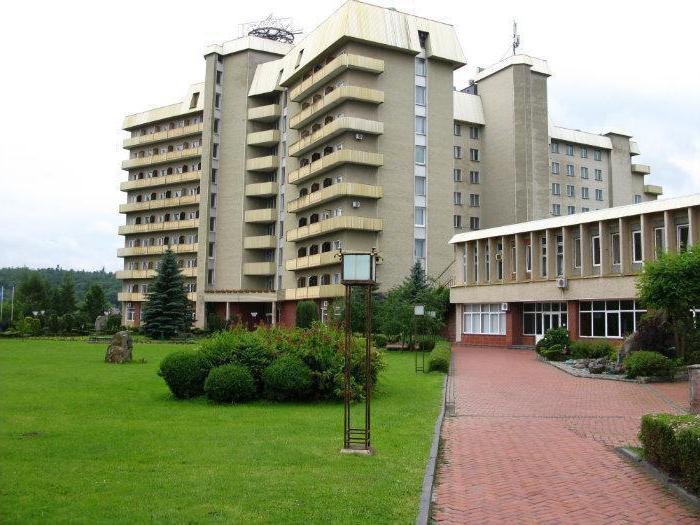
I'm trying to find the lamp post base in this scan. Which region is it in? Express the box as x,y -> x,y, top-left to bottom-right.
340,447 -> 374,456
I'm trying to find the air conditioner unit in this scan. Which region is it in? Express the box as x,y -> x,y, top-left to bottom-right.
352,201 -> 361,208
500,302 -> 509,312
354,133 -> 365,141
556,276 -> 568,289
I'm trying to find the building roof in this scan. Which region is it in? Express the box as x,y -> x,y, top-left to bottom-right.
473,54 -> 551,82
204,35 -> 292,58
548,124 -> 612,150
122,83 -> 205,130
453,91 -> 485,125
277,0 -> 466,87
449,193 -> 700,244
249,58 -> 285,97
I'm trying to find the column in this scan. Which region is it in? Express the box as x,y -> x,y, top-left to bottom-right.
458,243 -> 468,284
476,240 -> 486,285
530,231 -> 541,281
562,226 -> 574,278
689,206 -> 700,247
502,235 -> 513,281
487,237 -> 497,283
546,229 -> 557,279
271,301 -> 277,326
455,304 -> 463,343
640,213 -> 654,262
515,233 -> 526,282
580,223 -> 592,277
664,210 -> 677,254
619,217 -> 632,274
225,301 -> 230,321
599,220 -> 611,276
465,241 -> 476,285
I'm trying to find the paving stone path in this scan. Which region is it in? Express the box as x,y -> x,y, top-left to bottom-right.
432,345 -> 700,524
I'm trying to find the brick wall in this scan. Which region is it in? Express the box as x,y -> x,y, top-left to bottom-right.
279,301 -> 297,327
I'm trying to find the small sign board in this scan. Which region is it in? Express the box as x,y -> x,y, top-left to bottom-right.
414,305 -> 425,316
342,253 -> 376,284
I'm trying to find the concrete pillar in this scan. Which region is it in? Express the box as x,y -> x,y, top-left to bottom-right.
663,210 -> 677,254
271,301 -> 277,326
487,238 -> 497,283
580,223 -> 592,277
562,226 -> 574,278
515,233 -> 526,282
225,302 -> 230,321
476,240 -> 486,285
530,231 -> 542,281
546,229 -> 557,279
455,304 -> 463,343
465,241 -> 475,285
619,217 -> 632,275
690,365 -> 700,414
640,213 -> 654,262
502,235 -> 513,281
689,206 -> 700,248
458,243 -> 467,284
599,220 -> 611,276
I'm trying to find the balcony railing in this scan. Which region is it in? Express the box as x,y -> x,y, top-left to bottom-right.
118,292 -> 196,302
122,147 -> 202,170
123,123 -> 204,149
244,182 -> 279,197
289,86 -> 384,130
246,155 -> 279,172
117,243 -> 198,257
243,235 -> 277,250
288,117 -> 383,157
289,54 -> 384,102
120,171 -> 201,191
283,284 -> 344,301
242,261 -> 276,276
119,194 -> 200,213
118,219 -> 199,235
286,216 -> 383,242
247,129 -> 281,147
247,104 -> 281,122
115,268 -> 197,280
244,208 -> 277,223
285,250 -> 340,271
288,150 -> 383,185
287,183 -> 383,213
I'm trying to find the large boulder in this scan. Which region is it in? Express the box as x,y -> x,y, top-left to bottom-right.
587,357 -> 607,374
95,315 -> 108,332
105,331 -> 133,364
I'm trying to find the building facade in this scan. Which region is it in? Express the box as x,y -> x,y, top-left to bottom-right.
117,0 -> 661,328
449,194 -> 700,346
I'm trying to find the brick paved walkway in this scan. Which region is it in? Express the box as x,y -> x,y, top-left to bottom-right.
432,346 -> 699,524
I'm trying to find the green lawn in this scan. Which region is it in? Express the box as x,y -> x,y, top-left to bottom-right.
0,339 -> 445,524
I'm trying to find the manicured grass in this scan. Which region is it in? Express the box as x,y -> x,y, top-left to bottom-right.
0,339 -> 445,524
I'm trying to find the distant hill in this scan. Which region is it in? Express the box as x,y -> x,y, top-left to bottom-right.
0,267 -> 120,306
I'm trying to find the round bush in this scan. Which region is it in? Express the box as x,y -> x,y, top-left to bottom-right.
263,356 -> 313,401
541,344 -> 565,361
158,351 -> 210,399
624,351 -> 673,378
204,363 -> 256,403
418,338 -> 436,352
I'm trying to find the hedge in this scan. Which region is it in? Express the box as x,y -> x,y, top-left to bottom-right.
639,414 -> 700,494
624,351 -> 673,378
427,341 -> 450,373
568,340 -> 615,360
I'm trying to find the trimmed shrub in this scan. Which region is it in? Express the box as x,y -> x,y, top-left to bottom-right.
418,337 -> 436,352
535,328 -> 569,355
373,334 -> 388,348
428,342 -> 450,372
263,356 -> 313,401
158,351 -> 210,399
199,329 -> 275,388
204,363 -> 256,403
639,414 -> 700,494
624,351 -> 673,378
686,351 -> 700,365
17,317 -> 41,336
295,301 -> 318,328
569,340 -> 615,360
541,344 -> 565,361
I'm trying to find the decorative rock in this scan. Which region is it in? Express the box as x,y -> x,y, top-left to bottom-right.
573,359 -> 590,369
95,315 -> 108,332
588,357 -> 608,374
105,331 -> 133,364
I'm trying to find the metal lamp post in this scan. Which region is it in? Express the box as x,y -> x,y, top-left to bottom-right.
414,305 -> 425,373
339,249 -> 378,455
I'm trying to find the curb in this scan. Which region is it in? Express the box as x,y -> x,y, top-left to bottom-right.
615,447 -> 700,511
416,374 -> 448,525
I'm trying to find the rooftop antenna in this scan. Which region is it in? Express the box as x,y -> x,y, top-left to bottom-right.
512,20 -> 520,55
239,14 -> 302,44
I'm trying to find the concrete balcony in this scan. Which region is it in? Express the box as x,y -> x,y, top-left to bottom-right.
289,86 -> 384,130
287,183 -> 383,213
629,141 -> 641,156
118,219 -> 199,235
117,243 -> 198,257
644,184 -> 663,196
242,261 -> 276,276
283,284 -> 344,301
118,292 -> 196,302
243,235 -> 277,250
244,208 -> 277,223
289,54 -> 385,102
246,155 -> 279,172
123,123 -> 203,149
120,171 -> 201,191
245,181 -> 279,197
247,104 -> 281,122
119,194 -> 200,213
288,150 -> 383,185
288,117 -> 383,157
632,163 -> 651,175
247,129 -> 281,147
122,147 -> 202,170
286,250 -> 340,271
286,216 -> 383,242
115,268 -> 197,280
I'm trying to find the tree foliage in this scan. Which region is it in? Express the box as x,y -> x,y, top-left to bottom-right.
141,250 -> 192,339
295,300 -> 318,328
82,283 -> 108,324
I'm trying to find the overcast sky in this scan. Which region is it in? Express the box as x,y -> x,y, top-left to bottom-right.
1,0 -> 698,272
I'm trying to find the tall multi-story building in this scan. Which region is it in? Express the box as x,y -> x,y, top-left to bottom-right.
117,0 -> 661,328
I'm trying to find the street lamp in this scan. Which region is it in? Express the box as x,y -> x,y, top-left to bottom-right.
414,304 -> 425,373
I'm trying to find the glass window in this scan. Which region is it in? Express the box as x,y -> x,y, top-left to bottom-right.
415,116 -> 426,135
414,206 -> 426,226
454,123 -> 461,136
415,145 -> 426,165
678,225 -> 690,251
453,169 -> 462,182
592,235 -> 601,266
632,230 -> 643,262
415,57 -> 426,76
415,85 -> 426,105
611,233 -> 621,265
463,303 -> 506,335
579,300 -> 645,339
415,176 -> 426,196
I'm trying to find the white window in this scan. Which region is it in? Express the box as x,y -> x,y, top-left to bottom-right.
567,205 -> 576,215
594,169 -> 603,181
574,237 -> 582,268
415,176 -> 426,196
611,233 -> 621,265
654,227 -> 665,257
469,193 -> 480,207
581,167 -> 589,179
454,123 -> 461,136
566,164 -> 575,177
678,224 -> 690,251
469,126 -> 480,139
469,148 -> 480,161
415,57 -> 426,76
525,244 -> 532,272
581,187 -> 589,199
595,189 -> 603,201
632,230 -> 643,263
579,300 -> 645,338
592,235 -> 601,267
567,184 -> 575,197
551,162 -> 560,175
415,116 -> 426,135
415,145 -> 426,165
566,144 -> 574,156
469,216 -> 480,230
454,192 -> 462,205
594,149 -> 602,161
454,146 -> 462,159
462,303 -> 506,335
634,194 -> 642,204
552,183 -> 561,195
414,238 -> 426,259
453,169 -> 462,182
581,147 -> 588,158
582,207 -> 590,212
552,203 -> 561,216
469,171 -> 480,184
550,142 -> 560,154
453,215 -> 462,228
415,206 -> 426,226
415,85 -> 426,106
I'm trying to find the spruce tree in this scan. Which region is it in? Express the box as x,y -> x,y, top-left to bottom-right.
82,283 -> 108,323
57,275 -> 77,315
141,250 -> 192,339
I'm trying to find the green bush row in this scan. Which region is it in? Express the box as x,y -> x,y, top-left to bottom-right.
427,341 -> 451,373
639,414 -> 700,494
568,340 -> 616,360
623,351 -> 673,378
158,323 -> 385,404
